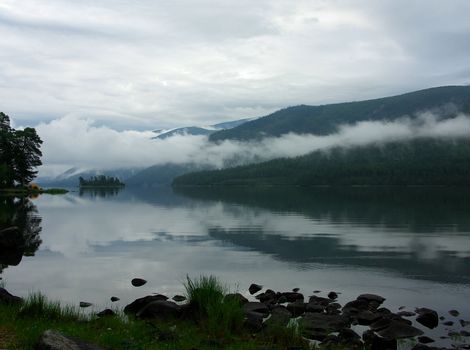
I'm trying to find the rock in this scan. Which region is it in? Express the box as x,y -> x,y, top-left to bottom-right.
377,320 -> 424,339
355,310 -> 383,325
461,330 -> 470,336
124,294 -> 168,314
327,291 -> 338,300
313,290 -> 321,293
342,299 -> 369,314
326,303 -> 342,315
277,295 -> 287,304
397,311 -> 415,317
460,319 -> 470,327
286,301 -> 306,317
362,330 -> 397,350
308,295 -> 331,306
338,328 -> 360,340
244,311 -> 264,332
357,293 -> 386,305
292,288 -> 299,292
243,302 -> 269,317
300,313 -> 350,340
416,307 -> 439,329
306,303 -> 325,313
439,316 -> 445,320
96,309 -> 115,317
448,331 -> 460,337
265,306 -> 292,327
443,320 -> 454,326
280,292 -> 303,303
79,302 -> 92,308
131,278 -> 147,287
418,336 -> 435,344
411,345 -> 440,350
225,293 -> 248,305
248,283 -> 262,295
110,296 -> 119,302
136,300 -> 181,319
255,289 -> 277,303
449,309 -> 459,317
0,287 -> 23,305
172,295 -> 186,302
36,329 -> 104,350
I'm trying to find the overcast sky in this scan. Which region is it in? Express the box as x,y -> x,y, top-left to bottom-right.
1,0 -> 470,130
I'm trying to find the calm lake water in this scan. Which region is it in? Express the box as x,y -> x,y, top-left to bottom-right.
1,186 -> 470,345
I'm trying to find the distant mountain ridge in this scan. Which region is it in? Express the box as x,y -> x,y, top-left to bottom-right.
152,117 -> 253,140
209,86 -> 470,142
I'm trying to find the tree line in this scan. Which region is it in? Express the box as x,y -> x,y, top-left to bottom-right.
78,175 -> 125,188
0,112 -> 42,189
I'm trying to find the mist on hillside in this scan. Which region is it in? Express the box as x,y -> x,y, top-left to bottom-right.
36,112 -> 470,177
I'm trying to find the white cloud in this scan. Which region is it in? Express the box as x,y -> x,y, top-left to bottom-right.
36,113 -> 470,177
1,1 -> 470,129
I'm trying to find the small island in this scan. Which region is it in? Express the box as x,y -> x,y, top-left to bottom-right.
78,175 -> 125,188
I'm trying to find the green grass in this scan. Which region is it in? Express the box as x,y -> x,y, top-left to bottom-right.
0,276 -> 314,350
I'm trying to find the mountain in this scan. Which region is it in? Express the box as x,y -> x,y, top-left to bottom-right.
126,163 -> 209,187
152,117 -> 252,140
209,86 -> 470,142
172,138 -> 470,186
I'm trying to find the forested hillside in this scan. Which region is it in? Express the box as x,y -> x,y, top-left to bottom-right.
173,139 -> 470,186
209,86 -> 470,142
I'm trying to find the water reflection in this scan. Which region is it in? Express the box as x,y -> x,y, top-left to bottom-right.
175,186 -> 470,284
0,196 -> 42,273
79,187 -> 123,198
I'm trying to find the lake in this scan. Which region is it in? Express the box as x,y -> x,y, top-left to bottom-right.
1,186 -> 470,346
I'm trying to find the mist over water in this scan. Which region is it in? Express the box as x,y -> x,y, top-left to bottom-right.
35,112 -> 470,177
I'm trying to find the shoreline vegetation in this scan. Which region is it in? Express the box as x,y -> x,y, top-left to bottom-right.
0,276 -> 469,350
0,187 -> 68,195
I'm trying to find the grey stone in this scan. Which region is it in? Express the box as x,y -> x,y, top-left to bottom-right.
243,302 -> 269,317
357,293 -> 386,305
36,330 -> 104,350
79,302 -> 92,308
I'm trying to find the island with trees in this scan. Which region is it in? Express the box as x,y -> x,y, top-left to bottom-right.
78,175 -> 125,188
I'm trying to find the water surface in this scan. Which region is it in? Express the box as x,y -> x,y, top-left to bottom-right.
1,186 -> 470,345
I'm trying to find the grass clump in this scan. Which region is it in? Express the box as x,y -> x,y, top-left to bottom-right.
184,275 -> 244,340
18,293 -> 83,322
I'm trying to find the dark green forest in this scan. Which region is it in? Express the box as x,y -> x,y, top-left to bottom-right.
173,138 -> 470,186
0,112 -> 42,188
209,86 -> 470,141
78,175 -> 125,188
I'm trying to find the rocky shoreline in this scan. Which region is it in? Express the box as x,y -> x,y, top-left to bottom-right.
1,280 -> 470,350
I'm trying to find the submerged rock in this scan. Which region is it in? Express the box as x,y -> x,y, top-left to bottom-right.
172,295 -> 186,302
131,278 -> 147,287
96,309 -> 116,317
418,336 -> 435,344
416,307 -> 439,329
36,329 -> 104,350
110,296 -> 120,302
449,309 -> 460,317
79,302 -> 92,308
300,313 -> 350,340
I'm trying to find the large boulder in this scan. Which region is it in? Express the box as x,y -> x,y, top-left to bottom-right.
136,300 -> 181,319
36,330 -> 104,350
0,226 -> 24,266
123,294 -> 168,315
377,320 -> 424,339
0,287 -> 23,305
